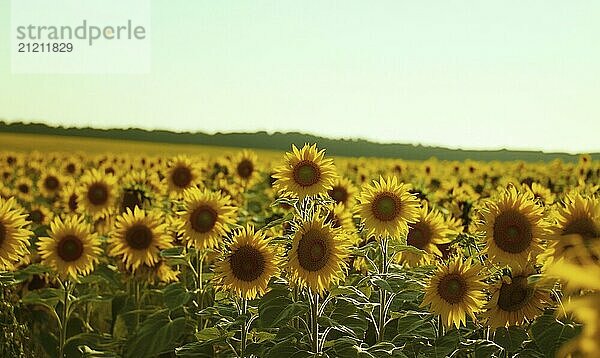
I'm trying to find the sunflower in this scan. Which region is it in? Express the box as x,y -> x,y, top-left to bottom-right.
37,215 -> 102,279
482,265 -> 550,329
62,158 -> 81,177
14,177 -> 35,202
421,257 -> 486,329
0,197 -> 33,271
213,226 -> 279,299
37,168 -> 64,198
273,144 -> 338,199
357,176 -> 420,239
136,260 -> 180,285
58,183 -> 80,215
288,216 -> 349,294
526,182 -> 555,206
327,177 -> 358,208
178,187 -> 237,250
108,207 -> 172,271
547,193 -> 600,263
76,169 -> 118,219
27,204 -> 52,227
545,260 -> 600,357
229,150 -> 261,188
166,155 -> 200,197
479,187 -> 548,268
119,170 -> 165,212
395,202 -> 454,267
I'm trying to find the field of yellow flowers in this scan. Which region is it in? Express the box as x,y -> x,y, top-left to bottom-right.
0,142 -> 599,357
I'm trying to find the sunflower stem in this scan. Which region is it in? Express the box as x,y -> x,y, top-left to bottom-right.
58,280 -> 72,358
240,298 -> 248,358
309,291 -> 320,354
196,250 -> 205,330
437,316 -> 445,338
377,238 -> 389,343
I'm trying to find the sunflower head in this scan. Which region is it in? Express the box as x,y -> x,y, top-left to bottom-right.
421,256 -> 486,328
109,207 -> 173,271
327,177 -> 358,208
482,265 -> 549,329
357,176 -> 420,239
76,169 -> 118,219
213,225 -> 279,300
37,215 -> 102,279
166,156 -> 199,197
0,197 -> 33,271
38,168 -> 64,198
273,144 -> 338,199
547,193 -> 600,264
177,187 -> 237,250
479,186 -> 548,268
288,215 -> 349,294
230,150 -> 261,187
395,203 -> 454,267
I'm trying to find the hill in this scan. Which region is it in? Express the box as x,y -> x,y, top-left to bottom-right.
0,121 -> 596,162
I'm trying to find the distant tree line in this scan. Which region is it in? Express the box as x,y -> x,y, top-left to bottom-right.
0,120 -> 595,162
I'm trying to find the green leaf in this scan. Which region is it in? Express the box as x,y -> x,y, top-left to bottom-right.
22,287 -> 64,308
530,312 -> 580,358
266,340 -> 312,358
371,278 -> 393,293
258,285 -> 308,328
13,264 -> 50,282
0,271 -> 16,286
161,246 -> 186,258
175,342 -> 214,357
453,339 -> 503,358
162,282 -> 191,310
125,310 -> 187,358
194,326 -> 234,341
364,342 -> 407,357
493,326 -> 528,354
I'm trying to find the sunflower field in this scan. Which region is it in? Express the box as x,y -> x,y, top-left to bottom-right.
0,144 -> 599,358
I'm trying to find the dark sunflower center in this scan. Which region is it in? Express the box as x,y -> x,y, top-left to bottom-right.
66,163 -> 76,174
68,193 -> 78,211
292,161 -> 321,187
0,223 -> 6,247
407,222 -> 432,249
437,273 -> 466,304
497,276 -> 533,312
172,166 -> 192,188
562,217 -> 599,240
122,190 -> 144,212
18,184 -> 29,194
297,229 -> 330,272
230,245 -> 265,282
87,183 -> 109,206
57,235 -> 84,262
328,186 -> 348,204
28,210 -> 44,224
190,206 -> 218,233
493,209 -> 532,254
125,224 -> 153,250
371,193 -> 400,221
236,159 -> 254,179
44,176 -> 59,190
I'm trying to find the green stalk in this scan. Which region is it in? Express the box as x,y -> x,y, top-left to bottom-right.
58,281 -> 71,358
377,238 -> 388,343
310,291 -> 319,353
240,298 -> 248,358
196,250 -> 205,330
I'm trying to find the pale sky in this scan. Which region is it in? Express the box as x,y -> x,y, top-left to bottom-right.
1,1 -> 599,153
